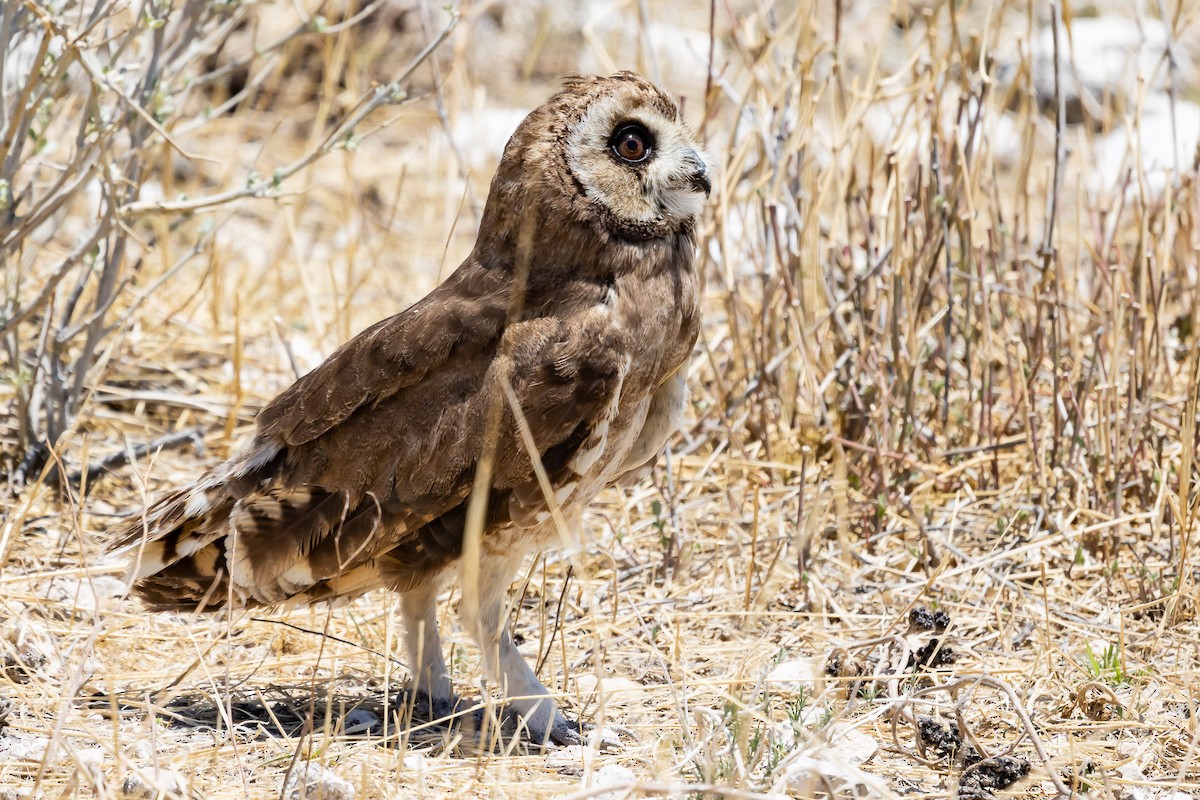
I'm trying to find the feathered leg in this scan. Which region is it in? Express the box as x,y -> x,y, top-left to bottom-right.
459,546 -> 579,746
399,579 -> 456,719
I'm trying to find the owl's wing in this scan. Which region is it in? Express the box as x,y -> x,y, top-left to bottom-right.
255,269 -> 507,449
113,271 -> 626,608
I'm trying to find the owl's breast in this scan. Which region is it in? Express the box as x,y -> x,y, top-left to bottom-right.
567,263 -> 696,476
505,267 -> 694,550
620,269 -> 699,387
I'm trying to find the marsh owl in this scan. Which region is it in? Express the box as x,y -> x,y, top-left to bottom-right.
112,72 -> 711,746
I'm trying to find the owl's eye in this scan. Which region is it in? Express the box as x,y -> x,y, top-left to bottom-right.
610,124 -> 653,164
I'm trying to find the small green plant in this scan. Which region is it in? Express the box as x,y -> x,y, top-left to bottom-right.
651,499 -> 669,548
450,643 -> 469,675
856,681 -> 881,702
688,687 -> 820,793
786,689 -> 811,730
1083,642 -> 1128,686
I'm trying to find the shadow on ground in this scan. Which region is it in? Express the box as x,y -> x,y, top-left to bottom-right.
84,678 -> 564,754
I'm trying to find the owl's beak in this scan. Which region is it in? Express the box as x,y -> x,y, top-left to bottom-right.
684,149 -> 712,197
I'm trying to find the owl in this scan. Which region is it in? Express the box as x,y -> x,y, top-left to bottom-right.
111,72 -> 710,746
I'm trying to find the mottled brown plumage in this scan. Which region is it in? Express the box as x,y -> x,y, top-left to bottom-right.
112,71 -> 710,745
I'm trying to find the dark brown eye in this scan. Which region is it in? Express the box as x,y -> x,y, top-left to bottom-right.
610,124 -> 652,163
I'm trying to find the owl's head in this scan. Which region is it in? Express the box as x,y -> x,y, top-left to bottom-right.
488,73 -> 711,245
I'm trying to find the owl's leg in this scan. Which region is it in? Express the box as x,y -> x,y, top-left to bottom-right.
399,579 -> 457,720
459,546 -> 579,746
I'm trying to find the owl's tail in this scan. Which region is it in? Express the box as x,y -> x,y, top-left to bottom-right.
111,445 -> 391,611
110,464 -> 242,610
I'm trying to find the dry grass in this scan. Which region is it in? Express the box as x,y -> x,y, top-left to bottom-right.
5,0 -> 1200,797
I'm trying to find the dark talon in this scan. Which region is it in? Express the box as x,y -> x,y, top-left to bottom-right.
544,717 -> 586,747
396,690 -> 467,727
526,716 -> 606,749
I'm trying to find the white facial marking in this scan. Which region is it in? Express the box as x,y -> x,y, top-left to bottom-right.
662,184 -> 708,222
565,93 -> 709,229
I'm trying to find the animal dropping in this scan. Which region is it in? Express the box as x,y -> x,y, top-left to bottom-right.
111,72 -> 710,746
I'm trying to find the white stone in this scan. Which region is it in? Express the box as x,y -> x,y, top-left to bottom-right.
828,725 -> 878,766
780,754 -> 897,799
76,747 -> 105,769
588,764 -> 636,799
45,575 -> 128,613
128,740 -> 154,761
0,731 -> 51,763
119,769 -> 190,800
765,657 -> 826,695
282,763 -> 355,800
545,744 -> 589,771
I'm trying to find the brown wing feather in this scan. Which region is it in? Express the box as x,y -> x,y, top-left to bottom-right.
112,263 -> 625,609
257,266 -> 510,448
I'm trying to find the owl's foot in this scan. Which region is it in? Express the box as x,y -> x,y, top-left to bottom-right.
525,714 -> 623,749
520,712 -> 585,747
398,690 -> 468,728
519,708 -> 628,749
545,715 -> 588,747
